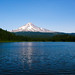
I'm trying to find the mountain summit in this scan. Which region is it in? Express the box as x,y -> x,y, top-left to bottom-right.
12,23 -> 55,33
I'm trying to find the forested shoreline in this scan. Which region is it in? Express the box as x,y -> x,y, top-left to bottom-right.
0,28 -> 75,42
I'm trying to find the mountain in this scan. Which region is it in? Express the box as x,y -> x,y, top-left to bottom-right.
12,23 -> 55,33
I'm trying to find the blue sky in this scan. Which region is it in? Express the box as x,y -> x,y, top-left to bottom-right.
0,0 -> 75,33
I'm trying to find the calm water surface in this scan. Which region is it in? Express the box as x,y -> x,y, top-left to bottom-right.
0,42 -> 75,75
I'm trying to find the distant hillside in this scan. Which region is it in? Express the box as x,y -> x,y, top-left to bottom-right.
0,28 -> 15,41
13,32 -> 75,42
13,32 -> 62,38
0,28 -> 75,42
69,33 -> 75,36
0,28 -> 29,41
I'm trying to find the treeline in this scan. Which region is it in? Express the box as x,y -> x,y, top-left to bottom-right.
0,28 -> 75,42
50,34 -> 75,42
0,28 -> 30,41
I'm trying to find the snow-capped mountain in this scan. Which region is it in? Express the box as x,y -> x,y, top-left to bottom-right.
12,23 -> 55,33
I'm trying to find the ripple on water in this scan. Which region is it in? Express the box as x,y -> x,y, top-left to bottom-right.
0,42 -> 75,75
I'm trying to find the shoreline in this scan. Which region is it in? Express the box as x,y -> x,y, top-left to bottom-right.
0,41 -> 75,42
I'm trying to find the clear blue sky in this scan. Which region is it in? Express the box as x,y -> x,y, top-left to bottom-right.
0,0 -> 75,33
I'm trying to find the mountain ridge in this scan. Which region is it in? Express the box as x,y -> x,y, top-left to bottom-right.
12,23 -> 55,33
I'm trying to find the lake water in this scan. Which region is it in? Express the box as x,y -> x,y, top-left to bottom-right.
0,42 -> 75,75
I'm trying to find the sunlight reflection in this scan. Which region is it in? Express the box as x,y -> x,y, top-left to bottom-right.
20,42 -> 33,68
27,42 -> 33,67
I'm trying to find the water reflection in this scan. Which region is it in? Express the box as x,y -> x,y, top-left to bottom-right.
19,42 -> 33,69
27,42 -> 33,64
0,42 -> 75,75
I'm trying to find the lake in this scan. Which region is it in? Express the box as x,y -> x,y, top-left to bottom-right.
0,42 -> 75,75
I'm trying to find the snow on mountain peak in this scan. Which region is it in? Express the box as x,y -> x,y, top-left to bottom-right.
12,23 -> 55,33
